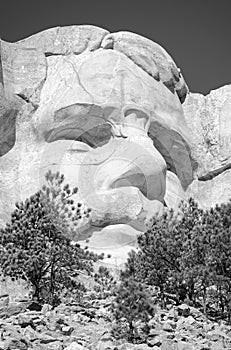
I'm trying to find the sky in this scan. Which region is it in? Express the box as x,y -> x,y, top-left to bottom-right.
0,0 -> 231,95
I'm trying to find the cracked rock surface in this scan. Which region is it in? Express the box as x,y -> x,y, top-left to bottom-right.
183,85 -> 231,209
0,25 -> 231,250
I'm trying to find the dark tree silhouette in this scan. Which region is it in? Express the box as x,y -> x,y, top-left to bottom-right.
112,277 -> 155,342
122,198 -> 231,322
0,170 -> 99,306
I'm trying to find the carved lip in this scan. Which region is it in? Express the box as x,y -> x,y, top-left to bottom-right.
77,186 -> 165,234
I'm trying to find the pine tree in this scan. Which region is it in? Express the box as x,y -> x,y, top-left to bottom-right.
122,198 -> 231,322
94,266 -> 116,298
112,278 -> 155,342
0,170 -> 99,306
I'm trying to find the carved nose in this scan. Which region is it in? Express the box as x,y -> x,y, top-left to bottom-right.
84,136 -> 167,202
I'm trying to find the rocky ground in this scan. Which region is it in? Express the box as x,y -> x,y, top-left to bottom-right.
0,291 -> 231,350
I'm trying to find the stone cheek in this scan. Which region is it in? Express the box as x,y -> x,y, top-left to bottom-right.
78,137 -> 167,200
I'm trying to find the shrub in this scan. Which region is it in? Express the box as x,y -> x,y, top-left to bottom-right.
0,171 -> 99,307
111,277 -> 155,342
122,209 -> 184,306
94,266 -> 116,298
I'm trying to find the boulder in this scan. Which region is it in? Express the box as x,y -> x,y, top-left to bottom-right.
177,304 -> 190,317
64,342 -> 86,350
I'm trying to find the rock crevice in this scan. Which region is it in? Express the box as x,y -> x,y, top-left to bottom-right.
198,163 -> 231,181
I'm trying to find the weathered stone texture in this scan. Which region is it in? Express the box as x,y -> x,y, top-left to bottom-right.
183,85 -> 231,177
16,25 -> 109,55
183,85 -> 231,208
0,25 -> 231,251
0,25 -> 195,234
101,31 -> 188,103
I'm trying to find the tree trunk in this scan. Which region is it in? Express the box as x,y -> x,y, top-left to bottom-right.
128,321 -> 134,342
49,260 -> 55,306
33,284 -> 40,301
202,285 -> 207,316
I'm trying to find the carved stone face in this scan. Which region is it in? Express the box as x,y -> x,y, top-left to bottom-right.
0,26 -> 196,251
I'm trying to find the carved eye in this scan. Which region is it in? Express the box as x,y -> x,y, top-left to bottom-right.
123,108 -> 150,132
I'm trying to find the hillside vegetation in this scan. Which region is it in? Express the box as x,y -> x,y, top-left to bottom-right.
0,172 -> 231,349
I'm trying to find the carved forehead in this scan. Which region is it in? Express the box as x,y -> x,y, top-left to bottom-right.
36,49 -> 188,144
2,25 -> 188,102
0,25 -> 188,147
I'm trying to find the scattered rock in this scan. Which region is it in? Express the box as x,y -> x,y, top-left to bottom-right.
17,313 -> 35,328
23,326 -> 39,341
45,341 -> 63,350
147,335 -> 162,347
41,304 -> 52,315
167,308 -> 178,320
4,337 -> 29,350
27,302 -> 42,312
0,287 -> 230,350
39,333 -> 61,344
63,342 -> 86,350
0,294 -> 9,308
177,340 -> 194,350
162,321 -> 175,332
61,326 -> 74,336
177,304 -> 191,317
